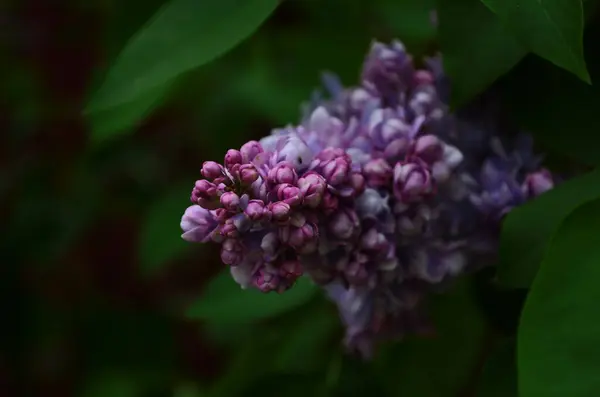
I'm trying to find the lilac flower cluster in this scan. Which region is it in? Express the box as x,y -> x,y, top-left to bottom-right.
180,40 -> 555,357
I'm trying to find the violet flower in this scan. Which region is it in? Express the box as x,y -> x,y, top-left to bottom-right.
180,39 -> 558,357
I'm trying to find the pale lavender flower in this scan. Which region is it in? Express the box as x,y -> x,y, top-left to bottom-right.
523,169 -> 554,198
180,206 -> 218,243
393,159 -> 435,202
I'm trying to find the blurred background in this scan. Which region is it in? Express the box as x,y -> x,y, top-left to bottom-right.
4,0 -> 583,396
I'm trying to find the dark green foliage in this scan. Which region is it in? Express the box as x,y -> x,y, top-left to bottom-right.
518,199 -> 600,397
5,0 -> 600,395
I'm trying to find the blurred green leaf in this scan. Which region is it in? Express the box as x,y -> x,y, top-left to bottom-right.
500,52 -> 600,166
518,199 -> 600,397
436,0 -> 527,107
376,0 -> 436,55
237,373 -> 326,397
13,159 -> 102,266
138,183 -> 192,275
81,372 -> 142,397
205,330 -> 282,397
477,339 -> 518,397
272,301 -> 339,373
88,84 -> 169,145
173,382 -> 206,397
333,356 -> 386,397
85,0 -> 279,114
228,38 -> 303,125
481,0 -> 590,83
186,272 -> 318,323
375,278 -> 487,397
202,321 -> 256,348
80,309 -> 176,373
231,0 -> 374,125
498,169 -> 600,288
202,295 -> 337,377
205,300 -> 336,397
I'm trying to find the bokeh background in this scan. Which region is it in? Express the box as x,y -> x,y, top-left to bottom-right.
5,0 -> 599,396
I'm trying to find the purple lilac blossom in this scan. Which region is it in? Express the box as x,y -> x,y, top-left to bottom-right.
180,40 -> 556,357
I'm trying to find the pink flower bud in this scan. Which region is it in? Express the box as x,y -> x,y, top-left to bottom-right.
368,109 -> 411,145
213,208 -> 229,222
275,183 -> 303,206
413,135 -> 444,164
328,208 -> 359,240
297,171 -> 327,208
192,180 -> 217,200
218,218 -> 239,239
191,180 -> 220,209
244,199 -> 267,221
349,172 -> 366,195
224,149 -> 243,169
279,259 -> 303,281
268,162 -> 298,185
240,140 -> 264,162
349,87 -> 375,110
289,212 -> 307,228
319,155 -> 351,186
201,161 -> 224,180
384,137 -> 409,161
220,191 -> 240,211
359,227 -> 388,250
212,176 -> 232,186
523,169 -> 554,198
363,158 -> 393,187
269,201 -> 291,222
315,147 -> 347,162
381,118 -> 410,142
344,259 -> 369,285
393,160 -> 434,202
254,269 -> 285,293
220,238 -> 244,265
238,164 -> 259,185
261,232 -> 279,256
321,191 -> 339,214
280,223 -> 318,254
413,70 -> 434,86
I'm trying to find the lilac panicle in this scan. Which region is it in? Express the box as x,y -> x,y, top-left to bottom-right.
180,39 -> 559,357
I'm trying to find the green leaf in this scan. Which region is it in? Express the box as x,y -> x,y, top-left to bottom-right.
205,321 -> 329,397
272,301 -> 339,373
79,308 -> 176,372
498,169 -> 600,288
88,84 -> 169,145
478,339 -> 518,397
230,3 -> 373,126
375,278 -> 488,397
86,0 -> 279,113
186,272 -> 318,323
202,295 -> 337,378
436,0 -> 527,107
174,382 -> 206,397
138,182 -> 193,275
481,0 -> 590,83
376,0 -> 437,55
500,51 -> 600,166
81,372 -> 142,397
517,198 -> 600,397
334,356 -> 385,397
239,373 -> 326,397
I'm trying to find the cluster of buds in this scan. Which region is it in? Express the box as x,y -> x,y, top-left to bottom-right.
182,131 -> 366,293
181,39 -> 556,357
